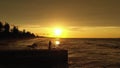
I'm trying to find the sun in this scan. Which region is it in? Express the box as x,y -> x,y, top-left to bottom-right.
54,28 -> 62,36
49,27 -> 67,38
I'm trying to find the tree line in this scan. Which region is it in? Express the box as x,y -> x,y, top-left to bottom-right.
0,21 -> 36,39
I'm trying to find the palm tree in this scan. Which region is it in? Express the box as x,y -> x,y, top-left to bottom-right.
12,26 -> 19,34
4,22 -> 10,33
0,21 -> 3,32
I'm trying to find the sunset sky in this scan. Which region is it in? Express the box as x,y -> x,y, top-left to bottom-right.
0,0 -> 120,38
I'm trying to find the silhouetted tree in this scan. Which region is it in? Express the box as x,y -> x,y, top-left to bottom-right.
23,29 -> 26,34
4,22 -> 10,33
23,29 -> 25,32
0,21 -> 36,40
0,21 -> 3,32
12,26 -> 19,34
31,33 -> 35,37
26,31 -> 31,36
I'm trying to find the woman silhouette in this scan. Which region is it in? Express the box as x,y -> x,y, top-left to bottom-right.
48,40 -> 52,50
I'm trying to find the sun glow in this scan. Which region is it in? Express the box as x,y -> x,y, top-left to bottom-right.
47,27 -> 67,38
54,28 -> 62,36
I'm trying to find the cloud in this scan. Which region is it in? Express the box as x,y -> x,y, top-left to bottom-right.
66,26 -> 120,32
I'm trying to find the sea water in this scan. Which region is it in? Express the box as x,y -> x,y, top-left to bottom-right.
0,38 -> 120,68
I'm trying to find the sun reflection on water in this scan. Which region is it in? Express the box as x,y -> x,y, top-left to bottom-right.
54,40 -> 60,48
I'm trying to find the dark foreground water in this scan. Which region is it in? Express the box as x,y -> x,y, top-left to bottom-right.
0,38 -> 120,68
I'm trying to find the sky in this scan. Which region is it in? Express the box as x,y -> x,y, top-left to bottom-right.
0,0 -> 120,38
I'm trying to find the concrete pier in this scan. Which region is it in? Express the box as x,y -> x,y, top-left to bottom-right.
0,49 -> 68,68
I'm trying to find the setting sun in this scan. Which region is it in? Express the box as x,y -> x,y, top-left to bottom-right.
54,28 -> 62,36
46,27 -> 67,38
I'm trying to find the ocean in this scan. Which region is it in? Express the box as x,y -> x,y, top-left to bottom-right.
0,38 -> 120,68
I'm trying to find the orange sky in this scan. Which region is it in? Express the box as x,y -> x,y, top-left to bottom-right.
20,25 -> 120,38
0,0 -> 120,38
